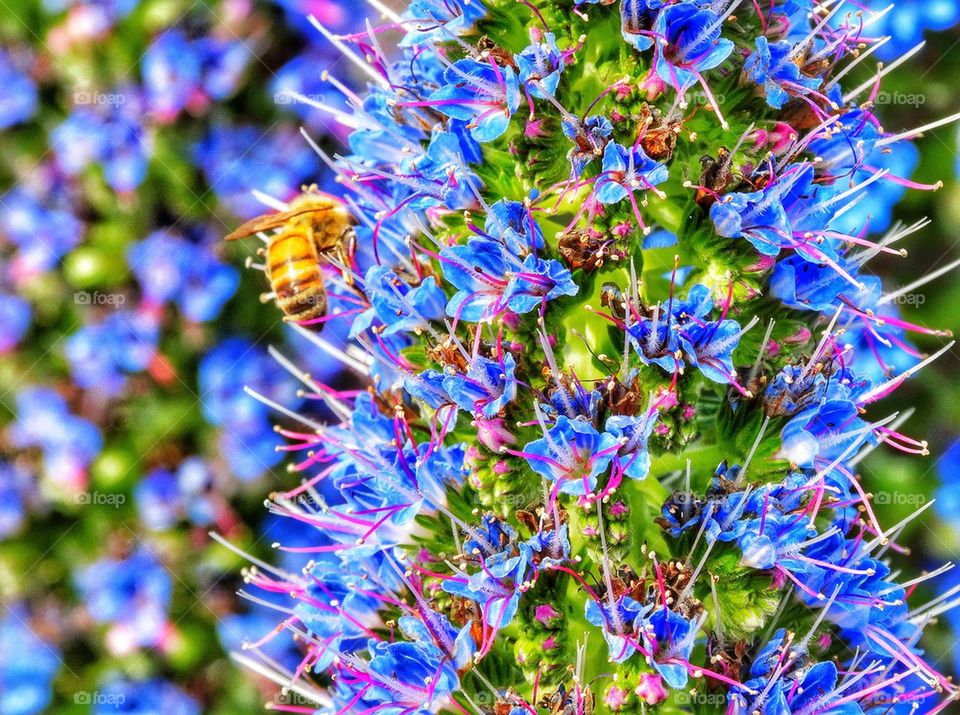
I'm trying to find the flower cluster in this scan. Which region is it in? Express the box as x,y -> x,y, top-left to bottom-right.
223,0 -> 960,712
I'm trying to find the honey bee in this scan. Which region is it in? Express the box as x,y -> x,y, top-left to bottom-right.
225,186 -> 354,326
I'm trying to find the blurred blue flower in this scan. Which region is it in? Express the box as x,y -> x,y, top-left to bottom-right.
135,457 -> 220,531
0,186 -> 83,276
0,293 -> 31,352
92,678 -> 199,715
65,310 -> 160,395
0,607 -> 60,715
853,0 -> 960,60
196,37 -> 251,100
10,387 -> 102,491
142,29 -> 200,122
51,86 -> 150,192
75,548 -> 172,650
935,440 -> 960,522
270,48 -> 351,133
199,337 -> 301,479
128,229 -> 238,322
193,124 -> 319,218
0,460 -> 34,537
0,50 -> 38,129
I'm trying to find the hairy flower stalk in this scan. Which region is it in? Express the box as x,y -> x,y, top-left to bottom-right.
223,0 -> 960,712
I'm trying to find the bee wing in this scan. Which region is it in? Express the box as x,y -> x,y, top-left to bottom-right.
223,206 -> 336,241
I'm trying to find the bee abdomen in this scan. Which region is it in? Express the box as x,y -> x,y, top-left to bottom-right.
266,231 -> 327,326
276,281 -> 328,324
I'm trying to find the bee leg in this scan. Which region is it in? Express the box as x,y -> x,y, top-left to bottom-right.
259,291 -> 277,304
244,257 -> 267,271
336,230 -> 357,287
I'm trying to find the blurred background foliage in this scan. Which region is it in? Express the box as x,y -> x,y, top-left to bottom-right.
0,0 -> 362,712
3,0 -> 960,713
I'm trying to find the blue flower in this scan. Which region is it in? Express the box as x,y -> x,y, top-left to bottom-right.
620,0 -> 654,51
353,266 -> 446,337
443,354 -> 518,418
400,0 -> 486,47
52,88 -> 150,192
364,640 -> 461,712
441,544 -> 531,630
595,141 -> 668,205
294,558 -> 383,668
517,31 -> 565,98
193,124 -> 319,218
10,387 -> 102,490
641,608 -> 698,689
627,309 -> 682,374
0,461 -> 32,538
440,238 -> 514,321
484,199 -> 544,255
427,58 -> 521,142
563,114 -> 613,176
0,186 -> 83,276
850,0 -> 960,61
198,337 -> 301,479
682,319 -> 743,384
936,440 -> 960,523
653,4 -> 733,90
441,238 -> 576,321
769,255 -> 867,313
398,611 -> 476,670
501,254 -> 578,314
523,416 -> 619,496
585,595 -> 648,662
196,37 -> 251,100
745,37 -> 822,109
781,397 -> 872,469
605,410 -> 659,480
135,469 -> 182,531
711,187 -> 791,256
